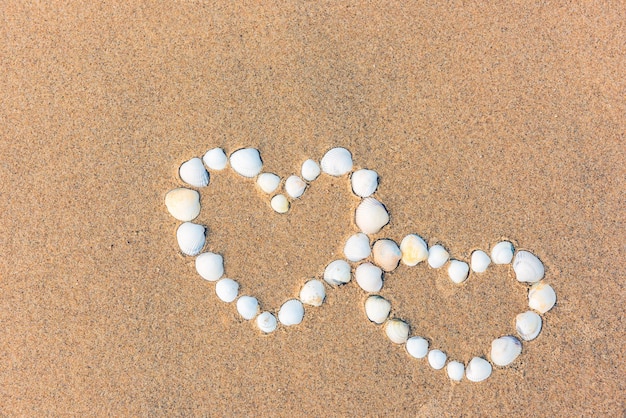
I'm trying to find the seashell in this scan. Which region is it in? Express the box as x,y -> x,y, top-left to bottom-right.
447,361 -> 465,381
176,222 -> 206,256
256,311 -> 277,333
355,263 -> 384,293
355,198 -> 390,235
203,147 -> 228,170
428,349 -> 447,370
237,296 -> 259,320
195,252 -> 224,281
427,244 -> 449,269
406,336 -> 429,359
299,280 -> 326,307
490,336 -> 522,367
285,175 -> 306,198
448,260 -> 470,284
257,173 -> 281,194
491,241 -> 514,264
372,239 -> 402,272
400,234 -> 429,266
385,318 -> 410,344
320,147 -> 353,176
470,250 -> 491,273
323,260 -> 351,286
165,188 -> 201,221
343,233 -> 371,262
364,295 -> 391,324
278,299 -> 305,326
270,194 -> 290,214
301,159 -> 321,181
351,169 -> 379,198
465,357 -> 492,382
516,311 -> 543,341
215,278 -> 239,303
179,157 -> 210,187
528,282 -> 556,313
513,251 -> 545,283
230,148 -> 263,178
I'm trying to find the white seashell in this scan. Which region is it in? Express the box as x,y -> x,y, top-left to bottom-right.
372,239 -> 402,272
215,278 -> 239,303
320,147 -> 353,176
285,175 -> 306,198
257,173 -> 281,194
299,280 -> 326,307
513,251 -> 545,283
195,252 -> 224,281
528,282 -> 556,313
385,319 -> 410,344
490,336 -> 522,367
355,263 -> 384,293
465,357 -> 492,382
428,350 -> 447,370
406,337 -> 429,359
278,299 -> 305,326
179,157 -> 210,187
165,188 -> 201,221
176,222 -> 206,256
343,233 -> 371,262
400,234 -> 429,266
364,295 -> 391,324
516,311 -> 543,341
203,147 -> 228,170
448,260 -> 470,284
447,361 -> 465,381
237,296 -> 259,320
256,311 -> 277,333
428,244 -> 449,269
301,159 -> 321,181
323,260 -> 351,286
230,148 -> 263,178
491,241 -> 514,264
471,250 -> 491,273
355,198 -> 390,235
351,169 -> 379,198
270,194 -> 290,214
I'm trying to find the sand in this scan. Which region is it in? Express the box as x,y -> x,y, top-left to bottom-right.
1,2 -> 624,416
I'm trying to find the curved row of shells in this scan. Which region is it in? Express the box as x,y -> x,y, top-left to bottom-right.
165,146 -> 557,383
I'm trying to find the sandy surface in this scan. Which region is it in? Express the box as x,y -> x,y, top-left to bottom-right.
1,2 -> 624,416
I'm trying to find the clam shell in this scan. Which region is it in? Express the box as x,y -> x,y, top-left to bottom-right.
323,260 -> 351,286
176,222 -> 206,256
355,198 -> 390,235
428,349 -> 447,370
427,244 -> 449,269
516,311 -> 543,341
203,147 -> 228,170
230,148 -> 263,178
513,251 -> 545,283
278,299 -> 305,326
400,234 -> 429,266
195,252 -> 224,281
351,169 -> 379,198
372,239 -> 402,272
528,282 -> 556,313
364,295 -> 391,324
165,188 -> 201,221
299,280 -> 326,307
355,263 -> 384,293
465,357 -> 492,382
179,157 -> 209,187
285,175 -> 306,198
270,194 -> 290,214
320,147 -> 353,176
257,173 -> 281,194
448,260 -> 470,284
256,311 -> 277,333
470,250 -> 491,273
237,296 -> 259,320
447,361 -> 465,381
301,159 -> 321,181
491,241 -> 514,264
490,336 -> 522,367
385,319 -> 410,344
215,278 -> 239,303
343,233 -> 371,262
406,336 -> 429,359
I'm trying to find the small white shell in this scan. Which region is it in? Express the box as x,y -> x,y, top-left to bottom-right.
516,311 -> 543,341
215,278 -> 239,303
490,336 -> 522,367
428,350 -> 447,370
470,250 -> 491,273
343,233 -> 371,262
428,244 -> 449,269
299,280 -> 326,307
203,147 -> 228,170
406,337 -> 429,359
237,296 -> 259,320
285,175 -> 306,198
176,222 -> 206,256
355,198 -> 390,235
278,299 -> 305,326
465,357 -> 492,382
400,234 -> 429,266
301,159 -> 321,181
364,295 -> 391,324
195,252 -> 224,281
491,241 -> 514,264
372,239 -> 402,272
513,251 -> 545,283
447,361 -> 465,381
270,194 -> 290,214
179,157 -> 209,187
528,282 -> 556,313
385,319 -> 410,344
256,311 -> 277,333
230,148 -> 263,178
320,147 -> 353,176
257,173 -> 281,194
165,188 -> 201,221
351,169 -> 379,198
323,260 -> 351,286
355,263 -> 384,293
448,260 -> 470,284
